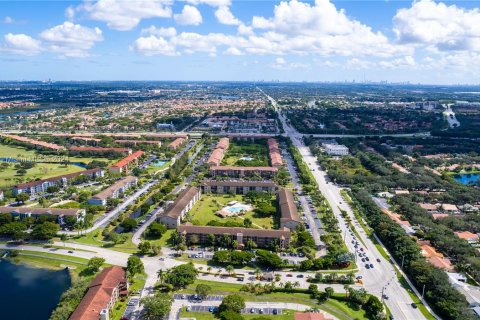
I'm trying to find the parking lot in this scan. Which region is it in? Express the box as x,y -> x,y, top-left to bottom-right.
173,294 -> 224,301
186,305 -> 283,315
121,296 -> 140,319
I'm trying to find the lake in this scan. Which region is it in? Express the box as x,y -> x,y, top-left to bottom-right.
454,173 -> 480,185
0,259 -> 71,320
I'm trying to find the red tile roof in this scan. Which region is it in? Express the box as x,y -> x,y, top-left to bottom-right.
110,150 -> 144,168
168,137 -> 186,149
69,146 -> 131,153
294,312 -> 333,320
1,134 -> 65,150
69,266 -> 127,320
211,166 -> 278,172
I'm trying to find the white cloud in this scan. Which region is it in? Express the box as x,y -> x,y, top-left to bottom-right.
224,47 -> 243,55
379,56 -> 415,69
215,6 -> 241,25
3,16 -> 14,24
131,0 -> 410,58
40,22 -> 103,57
174,5 -> 203,26
393,0 -> 480,52
1,33 -> 42,55
271,57 -> 308,70
249,0 -> 404,57
65,6 -> 75,21
237,24 -> 253,35
130,35 -> 178,56
185,0 -> 231,7
141,26 -> 177,37
82,0 -> 172,31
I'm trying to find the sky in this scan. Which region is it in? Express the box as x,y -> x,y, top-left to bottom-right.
1,0 -> 480,84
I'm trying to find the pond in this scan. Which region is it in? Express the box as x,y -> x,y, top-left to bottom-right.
454,173 -> 480,185
0,259 -> 71,320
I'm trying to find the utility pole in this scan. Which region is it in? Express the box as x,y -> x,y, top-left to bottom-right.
421,284 -> 425,299
401,255 -> 405,269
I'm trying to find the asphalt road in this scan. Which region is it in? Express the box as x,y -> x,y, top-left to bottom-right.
263,90 -> 427,320
60,180 -> 157,236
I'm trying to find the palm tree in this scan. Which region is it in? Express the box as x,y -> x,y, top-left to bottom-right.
157,269 -> 165,284
226,265 -> 235,277
344,284 -> 350,298
254,268 -> 262,280
346,272 -> 355,284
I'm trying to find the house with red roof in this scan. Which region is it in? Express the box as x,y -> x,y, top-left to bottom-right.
69,266 -> 128,320
108,150 -> 144,174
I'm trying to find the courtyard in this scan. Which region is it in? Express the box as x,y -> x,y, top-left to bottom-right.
188,194 -> 275,229
221,140 -> 269,167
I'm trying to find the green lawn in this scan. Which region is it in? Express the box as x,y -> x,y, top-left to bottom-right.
0,143 -> 115,188
110,273 -> 147,320
7,250 -> 90,274
0,163 -> 84,188
69,229 -> 138,254
177,280 -> 367,320
189,194 -> 274,229
0,143 -> 37,157
149,229 -> 176,247
145,160 -> 171,174
180,309 -> 296,320
222,141 -> 269,167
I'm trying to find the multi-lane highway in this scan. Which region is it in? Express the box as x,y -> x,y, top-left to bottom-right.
261,89 -> 427,320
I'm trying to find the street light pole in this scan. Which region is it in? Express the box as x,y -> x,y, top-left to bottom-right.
421,284 -> 425,299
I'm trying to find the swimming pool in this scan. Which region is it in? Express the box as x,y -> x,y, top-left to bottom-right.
224,203 -> 252,214
154,160 -> 168,167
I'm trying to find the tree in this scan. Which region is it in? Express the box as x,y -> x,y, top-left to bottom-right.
219,294 -> 245,313
164,263 -> 198,288
108,232 -> 122,244
127,256 -> 144,278
147,222 -> 167,238
325,287 -> 334,299
364,295 -> 383,316
195,284 -> 212,299
255,249 -> 283,269
226,265 -> 235,276
245,239 -> 257,250
243,218 -> 253,228
0,213 -> 13,226
138,241 -> 152,255
121,218 -> 137,232
60,233 -> 68,245
0,222 -> 27,238
141,293 -> 173,320
15,193 -> 29,204
140,202 -> 151,215
86,257 -> 105,273
31,222 -> 60,240
176,242 -> 187,254
219,310 -> 244,320
189,234 -> 199,245
46,185 -> 60,193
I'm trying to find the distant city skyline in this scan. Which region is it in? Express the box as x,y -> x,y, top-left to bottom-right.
1,0 -> 480,84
